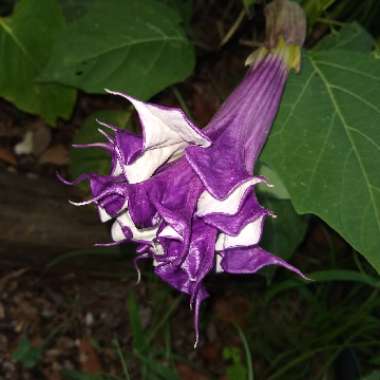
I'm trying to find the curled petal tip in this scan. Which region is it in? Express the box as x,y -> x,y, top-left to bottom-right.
56,171 -> 71,185
68,199 -> 83,206
94,241 -> 121,247
97,128 -> 113,143
69,196 -> 97,206
270,212 -> 278,219
96,118 -> 117,132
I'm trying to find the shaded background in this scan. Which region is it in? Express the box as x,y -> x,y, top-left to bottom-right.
1,0 -> 380,379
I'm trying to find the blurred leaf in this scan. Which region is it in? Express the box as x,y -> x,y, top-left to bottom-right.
315,22 -> 375,52
259,195 -> 308,262
262,23 -> 380,273
266,269 -> 380,302
128,292 -> 148,354
0,0 -> 76,124
12,335 -> 43,369
242,0 -> 255,9
134,350 -> 180,380
310,269 -> 380,285
47,247 -> 122,268
128,293 -> 179,380
69,110 -> 130,180
223,346 -> 247,380
361,371 -> 380,380
303,0 -> 336,26
257,164 -> 308,264
257,163 -> 290,200
40,0 -> 195,100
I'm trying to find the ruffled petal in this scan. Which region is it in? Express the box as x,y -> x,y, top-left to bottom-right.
111,211 -> 158,243
215,213 -> 266,250
186,128 -> 251,199
202,194 -> 268,235
154,219 -> 217,347
106,90 -> 211,184
220,246 -> 307,279
114,128 -> 143,166
195,177 -> 265,217
89,175 -> 128,221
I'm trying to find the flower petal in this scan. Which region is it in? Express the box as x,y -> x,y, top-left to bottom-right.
215,214 -> 266,250
196,177 -> 264,217
220,246 -> 307,279
202,194 -> 268,235
106,90 -> 211,183
89,175 -> 129,220
186,128 -> 251,199
158,225 -> 183,240
111,211 -> 158,242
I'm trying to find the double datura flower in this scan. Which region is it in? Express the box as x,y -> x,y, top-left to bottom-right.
63,0 -> 307,346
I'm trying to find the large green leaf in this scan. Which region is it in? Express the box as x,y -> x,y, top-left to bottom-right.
262,26 -> 380,272
40,0 -> 195,100
0,0 -> 76,124
314,22 -> 375,52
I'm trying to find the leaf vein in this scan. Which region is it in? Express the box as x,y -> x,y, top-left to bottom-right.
271,69 -> 316,138
310,57 -> 380,234
330,84 -> 380,116
304,113 -> 336,206
313,60 -> 380,81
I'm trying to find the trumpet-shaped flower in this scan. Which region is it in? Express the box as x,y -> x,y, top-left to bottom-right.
64,0 -> 307,347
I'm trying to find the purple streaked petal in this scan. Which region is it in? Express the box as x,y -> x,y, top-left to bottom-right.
186,128 -> 251,200
89,175 -> 128,218
67,1 -> 308,347
71,142 -> 113,152
220,246 -> 307,279
215,214 -> 266,250
111,211 -> 158,243
154,218 -> 215,347
148,158 -> 203,240
106,90 -> 211,184
195,176 -> 265,217
114,129 -> 143,166
106,90 -> 211,149
202,194 -> 268,235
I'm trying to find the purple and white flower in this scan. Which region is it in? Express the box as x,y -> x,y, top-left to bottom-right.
64,0 -> 307,347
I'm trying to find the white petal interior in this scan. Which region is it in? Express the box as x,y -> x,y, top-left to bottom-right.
98,206 -> 112,222
126,96 -> 210,149
152,242 -> 165,256
196,177 -> 263,217
98,198 -> 128,223
158,225 -> 183,240
123,142 -> 184,183
112,159 -> 123,176
106,90 -> 210,184
215,215 -> 265,251
111,211 -> 158,242
215,253 -> 224,273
